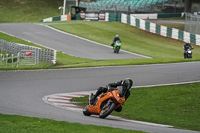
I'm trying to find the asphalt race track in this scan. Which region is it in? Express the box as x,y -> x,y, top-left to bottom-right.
0,23 -> 149,59
1,62 -> 200,133
0,23 -> 200,133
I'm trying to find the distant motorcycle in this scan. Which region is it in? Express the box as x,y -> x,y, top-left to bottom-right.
113,40 -> 121,54
184,48 -> 193,58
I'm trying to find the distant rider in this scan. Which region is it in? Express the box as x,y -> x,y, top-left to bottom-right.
183,42 -> 193,57
90,78 -> 133,112
111,35 -> 121,47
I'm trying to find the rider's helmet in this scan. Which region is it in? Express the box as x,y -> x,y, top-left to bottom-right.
121,78 -> 133,95
116,34 -> 119,37
186,41 -> 190,46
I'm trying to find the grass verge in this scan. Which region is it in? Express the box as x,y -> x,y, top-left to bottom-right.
0,0 -> 62,23
0,114 -> 146,133
0,32 -> 54,70
1,21 -> 200,70
50,21 -> 200,66
71,82 -> 200,131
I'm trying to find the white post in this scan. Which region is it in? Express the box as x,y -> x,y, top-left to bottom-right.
6,54 -> 8,68
12,54 -> 13,68
76,0 -> 78,6
17,53 -> 20,68
63,0 -> 66,15
0,54 -> 2,67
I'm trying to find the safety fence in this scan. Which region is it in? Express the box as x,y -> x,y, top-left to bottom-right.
185,12 -> 200,35
120,13 -> 200,45
0,39 -> 57,67
0,53 -> 20,68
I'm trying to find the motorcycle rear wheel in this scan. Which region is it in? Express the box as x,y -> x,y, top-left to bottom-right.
99,102 -> 116,118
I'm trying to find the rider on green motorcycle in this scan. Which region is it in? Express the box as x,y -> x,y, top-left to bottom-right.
111,35 -> 121,47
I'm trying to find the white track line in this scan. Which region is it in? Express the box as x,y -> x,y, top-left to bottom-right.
134,80 -> 200,88
43,80 -> 200,127
38,23 -> 151,59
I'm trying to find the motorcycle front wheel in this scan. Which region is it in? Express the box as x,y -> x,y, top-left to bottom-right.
116,47 -> 120,53
83,104 -> 91,116
99,102 -> 116,118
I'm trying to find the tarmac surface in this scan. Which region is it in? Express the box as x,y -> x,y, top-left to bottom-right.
0,23 -> 149,59
0,62 -> 200,133
0,23 -> 200,133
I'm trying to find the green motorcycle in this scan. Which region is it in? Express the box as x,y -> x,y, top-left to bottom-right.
113,40 -> 121,54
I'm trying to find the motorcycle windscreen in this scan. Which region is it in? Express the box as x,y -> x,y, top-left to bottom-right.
117,86 -> 124,96
115,40 -> 121,46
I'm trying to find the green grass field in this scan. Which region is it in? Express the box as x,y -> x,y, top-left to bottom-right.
0,82 -> 199,132
0,0 -> 63,23
51,21 -> 200,67
0,114 -> 145,133
0,32 -> 54,70
0,1 -> 200,132
1,22 -> 200,70
72,82 -> 200,131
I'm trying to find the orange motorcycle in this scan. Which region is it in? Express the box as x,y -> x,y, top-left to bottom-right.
83,87 -> 126,118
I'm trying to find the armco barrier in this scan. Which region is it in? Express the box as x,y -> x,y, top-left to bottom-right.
121,13 -> 200,46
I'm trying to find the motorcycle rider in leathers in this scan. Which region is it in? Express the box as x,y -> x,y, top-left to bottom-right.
111,34 -> 121,47
90,78 -> 133,112
184,42 -> 193,58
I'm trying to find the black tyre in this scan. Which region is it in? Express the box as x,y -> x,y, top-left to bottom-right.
116,47 -> 120,53
99,102 -> 116,118
83,104 -> 91,116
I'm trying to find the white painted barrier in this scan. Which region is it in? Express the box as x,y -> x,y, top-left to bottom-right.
183,31 -> 190,42
130,15 -> 136,27
43,17 -> 53,22
172,28 -> 179,40
121,13 -> 127,24
140,19 -> 145,30
105,13 -> 109,22
150,22 -> 156,33
160,26 -> 167,37
196,34 -> 200,46
131,14 -> 158,19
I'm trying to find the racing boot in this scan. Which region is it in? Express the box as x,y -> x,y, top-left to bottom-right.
89,87 -> 106,105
